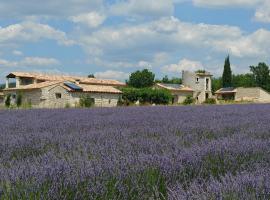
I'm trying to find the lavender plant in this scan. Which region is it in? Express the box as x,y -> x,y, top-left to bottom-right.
0,104 -> 269,199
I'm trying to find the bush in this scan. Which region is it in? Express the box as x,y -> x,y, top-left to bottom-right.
122,87 -> 172,105
16,93 -> 23,107
79,96 -> 94,108
5,94 -> 11,108
122,87 -> 140,103
183,95 -> 195,105
204,98 -> 216,104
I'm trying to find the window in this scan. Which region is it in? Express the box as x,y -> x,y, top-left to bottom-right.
196,77 -> 199,83
206,93 -> 209,99
109,99 -> 111,104
206,78 -> 209,90
55,93 -> 62,99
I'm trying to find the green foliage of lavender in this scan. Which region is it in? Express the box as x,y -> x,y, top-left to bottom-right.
0,105 -> 269,199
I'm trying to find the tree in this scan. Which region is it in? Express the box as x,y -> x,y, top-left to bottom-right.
128,69 -> 155,88
162,75 -> 169,83
232,74 -> 255,88
88,74 -> 95,78
16,93 -> 23,107
155,76 -> 182,84
222,55 -> 232,88
250,62 -> 270,91
5,94 -> 11,108
212,77 -> 222,93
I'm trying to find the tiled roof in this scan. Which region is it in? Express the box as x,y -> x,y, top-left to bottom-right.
7,72 -> 126,86
215,87 -> 237,94
3,81 -> 122,94
3,81 -> 62,91
78,84 -> 122,94
156,83 -> 193,92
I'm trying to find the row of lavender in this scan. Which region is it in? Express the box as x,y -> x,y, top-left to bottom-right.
0,105 -> 269,199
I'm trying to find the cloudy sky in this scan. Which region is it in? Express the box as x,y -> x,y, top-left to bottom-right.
0,0 -> 269,82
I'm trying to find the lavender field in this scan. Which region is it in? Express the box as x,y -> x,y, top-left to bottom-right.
0,105 -> 270,199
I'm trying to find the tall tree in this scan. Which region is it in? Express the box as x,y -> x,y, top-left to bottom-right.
128,69 -> 155,88
250,62 -> 270,91
222,55 -> 232,88
88,74 -> 95,78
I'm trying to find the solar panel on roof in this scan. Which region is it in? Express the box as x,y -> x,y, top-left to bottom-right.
162,84 -> 182,89
220,87 -> 235,92
64,82 -> 83,91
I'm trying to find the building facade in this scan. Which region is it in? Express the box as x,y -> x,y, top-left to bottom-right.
156,70 -> 213,104
182,71 -> 212,103
215,87 -> 270,103
2,72 -> 125,108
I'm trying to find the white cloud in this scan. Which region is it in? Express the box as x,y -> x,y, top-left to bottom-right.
193,0 -> 263,7
89,58 -> 152,69
162,59 -> 203,73
110,0 -> 174,18
94,70 -> 129,80
71,12 -> 106,28
12,50 -> 23,56
0,0 -> 103,20
75,16 -> 270,76
0,57 -> 60,68
254,1 -> 270,23
0,21 -> 75,46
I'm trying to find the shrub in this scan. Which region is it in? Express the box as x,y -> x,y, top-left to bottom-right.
65,102 -> 71,108
122,87 -> 140,103
5,94 -> 11,108
122,87 -> 172,105
79,96 -> 94,108
16,93 -> 23,107
183,95 -> 195,105
204,98 -> 217,104
22,101 -> 32,109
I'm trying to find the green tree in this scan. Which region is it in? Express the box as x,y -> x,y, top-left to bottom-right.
5,94 -> 11,108
222,55 -> 232,88
212,77 -> 222,93
232,74 -> 255,88
128,69 -> 155,88
88,74 -> 95,78
156,76 -> 182,84
16,93 -> 23,107
162,75 -> 169,83
250,63 -> 270,91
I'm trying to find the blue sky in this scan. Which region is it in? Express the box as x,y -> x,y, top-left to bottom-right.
0,0 -> 270,82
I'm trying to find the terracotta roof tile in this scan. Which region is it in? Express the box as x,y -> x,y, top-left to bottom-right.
3,81 -> 62,91
156,83 -> 193,92
7,72 -> 126,86
78,84 -> 122,94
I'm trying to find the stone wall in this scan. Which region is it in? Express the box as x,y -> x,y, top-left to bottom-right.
259,88 -> 270,102
3,84 -> 121,108
4,90 -> 42,108
182,71 -> 212,103
235,87 -> 260,101
172,91 -> 193,104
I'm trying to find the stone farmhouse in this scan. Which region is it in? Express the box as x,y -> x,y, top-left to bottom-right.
215,87 -> 270,103
156,70 -> 212,104
2,72 -> 126,108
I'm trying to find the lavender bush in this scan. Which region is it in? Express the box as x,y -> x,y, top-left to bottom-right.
0,104 -> 269,199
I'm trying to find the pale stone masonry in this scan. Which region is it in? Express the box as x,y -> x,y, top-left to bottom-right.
215,87 -> 270,103
2,72 -> 125,108
156,70 -> 213,104
182,71 -> 212,103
